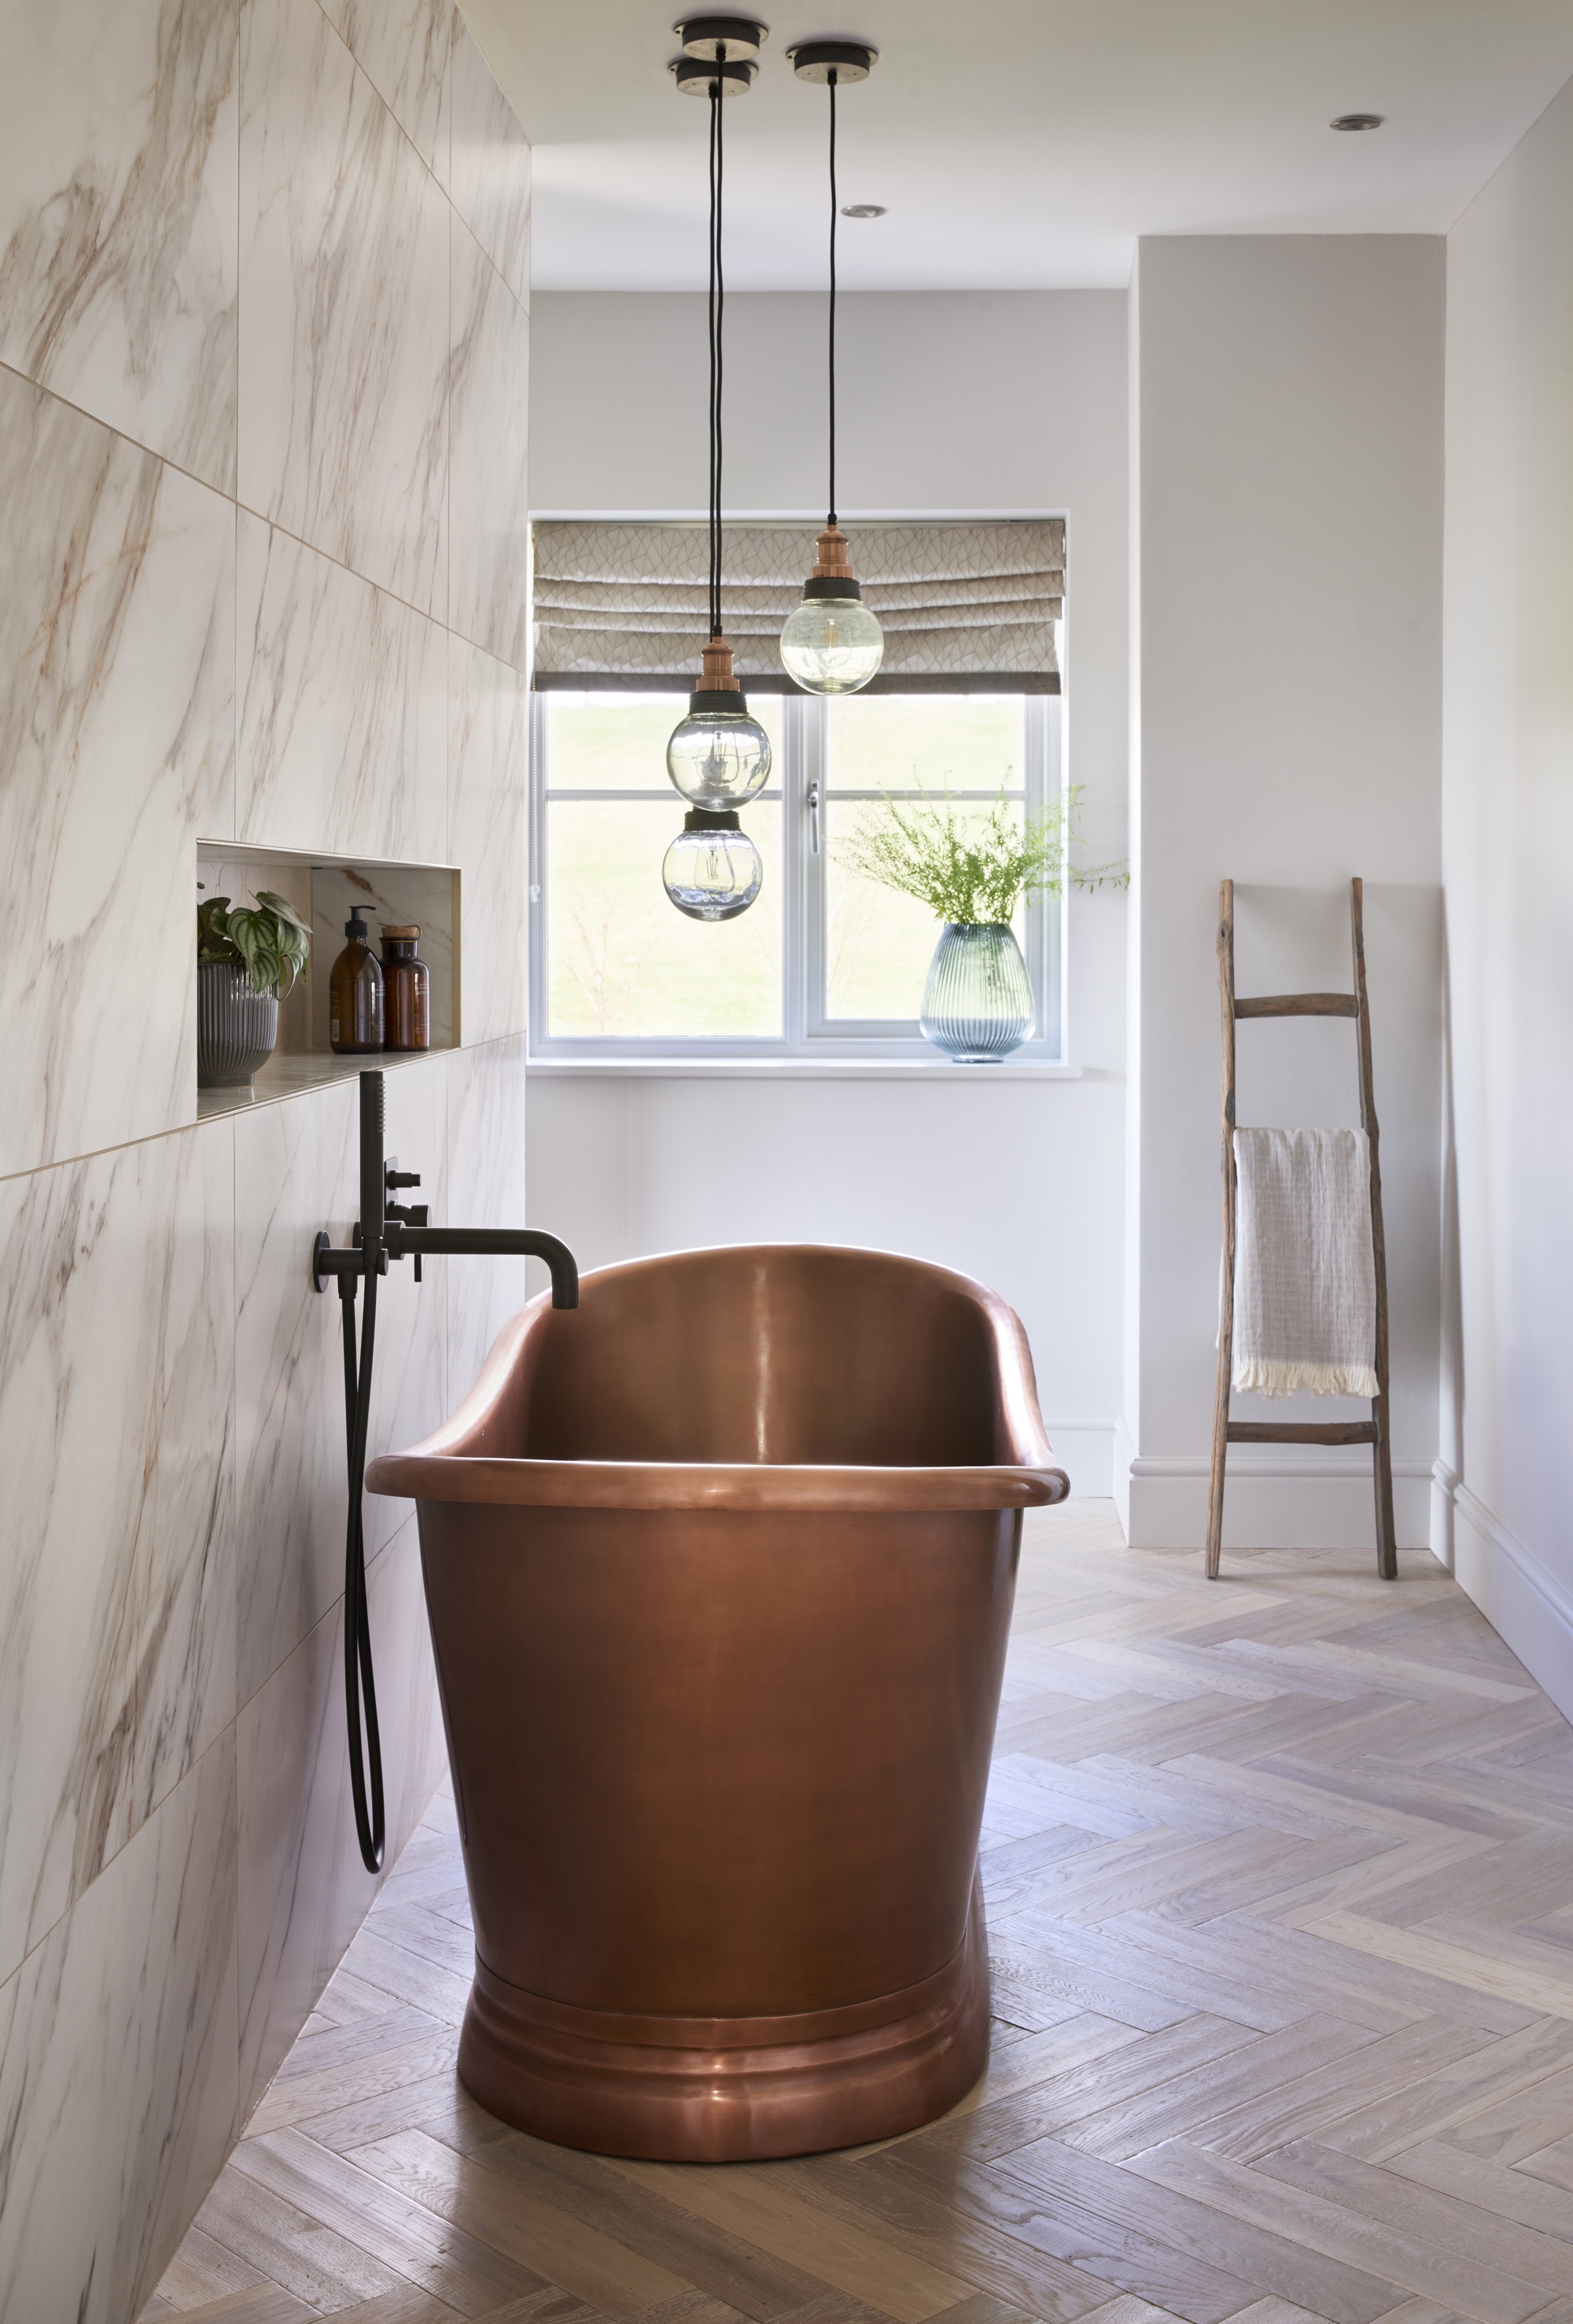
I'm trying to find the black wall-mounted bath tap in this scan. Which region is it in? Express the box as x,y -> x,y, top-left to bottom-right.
312,1075 -> 579,1308
311,1069 -> 578,1875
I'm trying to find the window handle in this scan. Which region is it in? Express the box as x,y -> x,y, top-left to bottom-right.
808,781 -> 820,857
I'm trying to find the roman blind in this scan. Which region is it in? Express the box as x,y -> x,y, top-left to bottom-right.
532,519 -> 1064,692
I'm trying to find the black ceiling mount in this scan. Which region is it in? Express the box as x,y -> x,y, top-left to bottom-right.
673,13 -> 769,58
670,53 -> 757,94
787,37 -> 877,83
1331,112 -> 1385,131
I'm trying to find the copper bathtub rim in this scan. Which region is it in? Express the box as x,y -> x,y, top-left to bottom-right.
366,1239 -> 1070,1511
367,1454 -> 1065,1508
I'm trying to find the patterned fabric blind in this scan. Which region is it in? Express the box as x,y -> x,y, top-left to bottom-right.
532,519 -> 1065,692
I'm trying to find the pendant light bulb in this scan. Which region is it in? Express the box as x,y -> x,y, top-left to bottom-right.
780,525 -> 884,695
782,54 -> 884,697
666,636 -> 772,806
662,808 -> 764,920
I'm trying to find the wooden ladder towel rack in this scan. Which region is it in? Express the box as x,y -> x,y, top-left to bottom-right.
1207,876 -> 1396,1582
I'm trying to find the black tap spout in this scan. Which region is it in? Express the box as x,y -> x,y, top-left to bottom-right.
381,1221 -> 579,1309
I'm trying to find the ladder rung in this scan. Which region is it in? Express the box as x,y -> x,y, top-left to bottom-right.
1227,1420 -> 1378,1446
1234,993 -> 1360,1020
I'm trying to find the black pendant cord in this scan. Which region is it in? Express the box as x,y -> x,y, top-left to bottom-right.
710,68 -> 727,640
827,68 -> 838,529
710,73 -> 724,641
339,1267 -> 385,1875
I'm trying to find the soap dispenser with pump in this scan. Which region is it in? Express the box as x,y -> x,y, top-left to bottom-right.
330,910 -> 385,1053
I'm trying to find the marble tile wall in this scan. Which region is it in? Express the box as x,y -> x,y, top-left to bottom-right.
0,4 -> 532,2315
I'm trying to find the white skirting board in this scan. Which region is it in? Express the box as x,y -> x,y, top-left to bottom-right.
1438,1466 -> 1573,1732
1118,1443 -> 1434,1551
1038,1422 -> 1115,1500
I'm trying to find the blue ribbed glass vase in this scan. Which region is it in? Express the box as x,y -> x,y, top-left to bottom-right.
919,922 -> 1033,1062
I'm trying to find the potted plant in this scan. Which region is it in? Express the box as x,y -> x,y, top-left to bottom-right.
842,787 -> 1126,1061
197,890 -> 311,1088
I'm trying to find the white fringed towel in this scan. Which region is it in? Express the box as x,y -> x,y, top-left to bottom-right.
1230,1128 -> 1378,1398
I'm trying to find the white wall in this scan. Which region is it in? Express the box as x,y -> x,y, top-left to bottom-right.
1441,79 -> 1573,1721
1124,237 -> 1446,1550
529,291 -> 1131,1491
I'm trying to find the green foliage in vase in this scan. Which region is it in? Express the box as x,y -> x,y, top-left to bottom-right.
197,890 -> 311,995
841,785 -> 1129,927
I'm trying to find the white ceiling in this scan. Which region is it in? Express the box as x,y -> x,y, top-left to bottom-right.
462,0 -> 1573,293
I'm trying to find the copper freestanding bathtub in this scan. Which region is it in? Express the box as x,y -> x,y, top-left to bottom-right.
367,1243 -> 1069,2161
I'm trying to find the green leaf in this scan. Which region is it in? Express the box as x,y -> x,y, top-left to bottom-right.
197,889 -> 312,993
840,783 -> 1127,923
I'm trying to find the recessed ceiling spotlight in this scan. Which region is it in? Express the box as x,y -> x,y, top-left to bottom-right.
842,203 -> 885,218
1331,113 -> 1385,131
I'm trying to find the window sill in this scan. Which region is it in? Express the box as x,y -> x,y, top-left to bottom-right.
526,1056 -> 1082,1081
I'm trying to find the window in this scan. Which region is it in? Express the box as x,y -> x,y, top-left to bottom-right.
529,688 -> 1064,1061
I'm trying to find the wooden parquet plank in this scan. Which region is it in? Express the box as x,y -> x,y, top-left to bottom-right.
865,2139 -> 1264,2324
1299,1920 -> 1573,2026
1058,2016 -> 1382,2164
602,2154 -> 977,2322
786,2147 -> 1125,2320
1250,2144 -> 1573,2296
244,2031 -> 463,2141
1313,2019 -> 1573,2164
346,2128 -> 699,2316
1383,2141 -> 1573,2240
143,1514 -> 1573,2324
994,2136 -> 1404,2324
230,2127 -> 552,2315
1188,2018 -> 1502,2164
1124,2143 -> 1549,2324
441,2130 -> 834,2320
922,2016 -> 1263,2163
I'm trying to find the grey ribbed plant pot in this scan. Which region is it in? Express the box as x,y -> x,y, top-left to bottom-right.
197,961 -> 279,1089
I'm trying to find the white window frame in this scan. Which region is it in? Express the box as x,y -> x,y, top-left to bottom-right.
527,690 -> 1066,1064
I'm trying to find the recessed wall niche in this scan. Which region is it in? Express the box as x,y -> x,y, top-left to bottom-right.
195,842 -> 460,1118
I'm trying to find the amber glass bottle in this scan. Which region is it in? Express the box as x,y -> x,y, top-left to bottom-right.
329,911 -> 385,1053
381,925 -> 431,1052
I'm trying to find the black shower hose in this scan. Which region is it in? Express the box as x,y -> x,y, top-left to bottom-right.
339,1260 -> 385,1873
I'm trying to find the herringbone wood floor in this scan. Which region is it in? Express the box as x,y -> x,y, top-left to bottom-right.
141,1505 -> 1573,2324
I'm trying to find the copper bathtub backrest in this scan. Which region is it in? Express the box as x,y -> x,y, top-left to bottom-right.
369,1243 -> 1068,1512
484,1245 -> 1004,1467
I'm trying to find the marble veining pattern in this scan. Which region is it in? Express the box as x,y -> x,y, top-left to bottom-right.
0,367 -> 234,1178
0,0 -> 533,2300
0,1122 -> 235,1990
448,213 -> 531,670
237,1514 -> 440,2120
321,0 -> 450,175
236,510 -> 448,861
0,0 -> 239,492
448,8 -> 531,308
450,636 -> 529,1047
446,1035 -> 530,1404
133,1121 -> 238,1831
238,0 -> 449,615
234,1079 -> 358,1707
0,1731 -> 238,2324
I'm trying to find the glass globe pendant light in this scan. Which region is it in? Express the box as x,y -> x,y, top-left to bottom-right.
662,809 -> 764,921
662,19 -> 770,913
780,41 -> 884,695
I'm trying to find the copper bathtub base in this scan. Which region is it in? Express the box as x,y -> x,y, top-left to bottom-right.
458,1883 -> 992,2163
